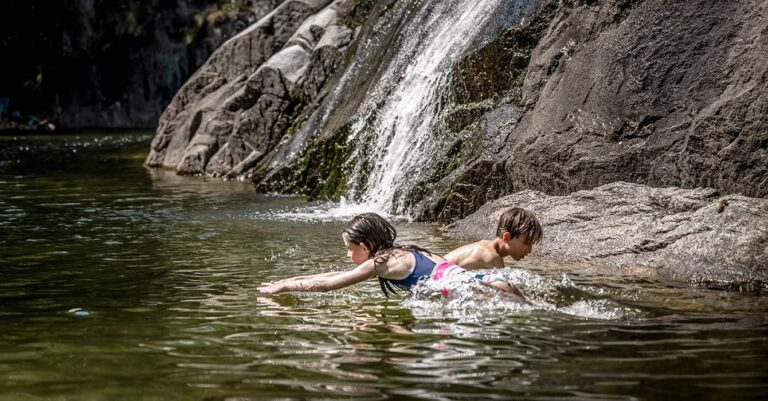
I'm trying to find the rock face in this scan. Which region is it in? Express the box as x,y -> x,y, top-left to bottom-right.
420,0 -> 767,222
145,0 -> 361,178
506,0 -> 768,198
447,182 -> 768,288
139,0 -> 766,285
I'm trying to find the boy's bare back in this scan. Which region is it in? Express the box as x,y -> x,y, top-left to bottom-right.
444,207 -> 543,270
444,240 -> 504,269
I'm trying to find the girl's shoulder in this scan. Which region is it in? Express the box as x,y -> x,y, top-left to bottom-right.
376,247 -> 412,261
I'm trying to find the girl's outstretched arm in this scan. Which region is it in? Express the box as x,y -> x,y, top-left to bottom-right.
273,271 -> 344,284
259,260 -> 377,294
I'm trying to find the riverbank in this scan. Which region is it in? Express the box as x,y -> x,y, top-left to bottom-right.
0,119 -> 56,132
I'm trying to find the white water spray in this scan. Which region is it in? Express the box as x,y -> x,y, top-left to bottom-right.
343,0 -> 507,216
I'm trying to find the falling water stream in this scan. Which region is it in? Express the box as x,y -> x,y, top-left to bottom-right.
340,0 -> 534,215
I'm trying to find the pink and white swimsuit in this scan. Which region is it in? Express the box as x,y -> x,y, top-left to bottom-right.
431,261 -> 510,295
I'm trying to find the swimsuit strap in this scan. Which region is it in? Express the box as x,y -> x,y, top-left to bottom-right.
383,251 -> 437,290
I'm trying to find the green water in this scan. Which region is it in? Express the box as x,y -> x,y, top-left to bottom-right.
0,132 -> 766,401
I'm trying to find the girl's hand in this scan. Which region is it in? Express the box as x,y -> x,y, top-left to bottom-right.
258,282 -> 284,294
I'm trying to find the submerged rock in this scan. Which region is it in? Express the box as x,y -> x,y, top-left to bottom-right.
447,182 -> 768,288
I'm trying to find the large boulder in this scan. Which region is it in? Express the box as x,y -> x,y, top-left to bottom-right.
145,0 -> 360,177
447,182 -> 768,288
507,0 -> 768,197
420,0 -> 767,222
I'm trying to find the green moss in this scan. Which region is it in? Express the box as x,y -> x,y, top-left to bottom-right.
261,124 -> 356,200
343,0 -> 377,29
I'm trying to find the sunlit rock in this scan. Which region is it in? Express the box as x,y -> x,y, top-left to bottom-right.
448,182 -> 768,288
145,0 -> 358,178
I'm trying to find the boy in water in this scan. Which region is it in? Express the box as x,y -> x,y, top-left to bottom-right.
438,208 -> 543,298
445,207 -> 542,268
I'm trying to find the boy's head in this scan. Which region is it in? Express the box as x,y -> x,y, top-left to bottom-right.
495,208 -> 543,260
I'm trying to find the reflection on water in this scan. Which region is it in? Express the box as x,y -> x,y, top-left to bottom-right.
0,132 -> 767,400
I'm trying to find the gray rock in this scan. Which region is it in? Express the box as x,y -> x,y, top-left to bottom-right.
506,0 -> 768,198
447,182 -> 768,288
420,0 -> 767,223
146,0 -> 357,178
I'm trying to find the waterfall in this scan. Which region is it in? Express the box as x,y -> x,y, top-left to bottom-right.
266,0 -> 536,221
342,0 -> 521,216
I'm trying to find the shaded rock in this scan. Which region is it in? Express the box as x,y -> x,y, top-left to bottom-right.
1,0 -> 284,129
415,104 -> 523,222
146,0 -> 360,177
506,0 -> 768,198
447,182 -> 768,288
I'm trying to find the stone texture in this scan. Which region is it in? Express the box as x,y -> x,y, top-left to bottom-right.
419,0 -> 767,223
145,0 -> 358,178
253,0 -> 409,198
447,182 -> 768,288
506,0 -> 768,198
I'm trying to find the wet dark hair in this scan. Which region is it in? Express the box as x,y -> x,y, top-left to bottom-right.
343,213 -> 430,297
343,213 -> 396,256
496,208 -> 543,245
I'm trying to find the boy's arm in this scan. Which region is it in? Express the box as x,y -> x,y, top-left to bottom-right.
259,261 -> 377,294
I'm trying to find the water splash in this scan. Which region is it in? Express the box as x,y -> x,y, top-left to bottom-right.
253,196 -> 394,223
405,268 -> 647,321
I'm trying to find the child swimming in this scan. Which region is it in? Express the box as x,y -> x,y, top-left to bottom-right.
444,207 -> 543,269
258,212 -> 533,300
441,207 -> 542,298
258,213 -> 445,296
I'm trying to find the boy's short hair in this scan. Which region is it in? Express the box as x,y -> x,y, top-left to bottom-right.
496,208 -> 543,244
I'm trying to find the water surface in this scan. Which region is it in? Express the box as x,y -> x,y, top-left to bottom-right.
1,132 -> 766,400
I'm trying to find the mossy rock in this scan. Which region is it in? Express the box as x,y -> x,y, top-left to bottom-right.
260,124 -> 356,200
450,16 -> 541,107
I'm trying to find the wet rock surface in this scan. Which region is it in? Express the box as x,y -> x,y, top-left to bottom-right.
447,182 -> 768,288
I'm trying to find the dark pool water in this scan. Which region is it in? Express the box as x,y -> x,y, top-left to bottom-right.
0,132 -> 766,401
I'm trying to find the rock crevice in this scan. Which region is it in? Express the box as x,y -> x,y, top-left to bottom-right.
145,0 -> 360,178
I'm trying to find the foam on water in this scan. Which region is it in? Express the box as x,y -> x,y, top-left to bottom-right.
251,196 -> 400,223
405,268 -> 646,321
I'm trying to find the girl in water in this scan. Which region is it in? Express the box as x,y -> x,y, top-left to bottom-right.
258,213 -> 441,296
258,213 -> 524,299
